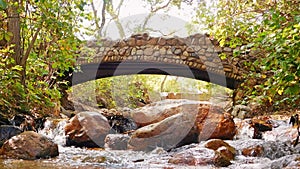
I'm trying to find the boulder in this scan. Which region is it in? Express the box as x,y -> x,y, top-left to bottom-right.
0,125 -> 22,147
0,131 -> 58,160
127,100 -> 236,151
196,104 -> 236,141
129,100 -> 236,141
104,134 -> 130,150
128,99 -> 200,127
64,111 -> 110,148
128,112 -> 196,151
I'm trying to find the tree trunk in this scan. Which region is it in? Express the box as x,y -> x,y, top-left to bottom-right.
7,0 -> 25,84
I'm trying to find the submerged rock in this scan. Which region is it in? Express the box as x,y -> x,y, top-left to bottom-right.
168,147 -> 215,166
64,111 -> 110,148
104,134 -> 130,150
242,145 -> 264,157
0,131 -> 58,160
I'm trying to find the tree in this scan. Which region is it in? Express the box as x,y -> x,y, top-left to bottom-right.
0,0 -> 86,115
85,0 -> 186,39
194,0 -> 300,110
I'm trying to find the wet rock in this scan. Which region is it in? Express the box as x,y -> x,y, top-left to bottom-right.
250,117 -> 273,139
9,114 -> 26,126
34,117 -> 47,132
128,100 -> 236,151
129,99 -> 198,127
196,105 -> 236,141
168,147 -> 215,166
204,139 -> 235,167
204,139 -> 236,154
216,146 -> 235,161
130,99 -> 236,141
213,151 -> 232,167
64,111 -> 110,148
242,145 -> 264,157
128,112 -> 195,151
9,114 -> 36,132
104,134 -> 130,150
107,115 -> 137,134
0,125 -> 22,147
0,131 -> 58,160
231,105 -> 251,119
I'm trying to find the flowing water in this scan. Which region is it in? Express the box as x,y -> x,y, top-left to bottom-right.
1,114 -> 300,169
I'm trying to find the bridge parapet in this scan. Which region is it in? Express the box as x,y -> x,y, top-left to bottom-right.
77,33 -> 254,88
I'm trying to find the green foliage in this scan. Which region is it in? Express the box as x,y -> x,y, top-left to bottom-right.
195,0 -> 300,109
72,74 -> 230,109
0,0 -> 86,115
0,0 -> 6,10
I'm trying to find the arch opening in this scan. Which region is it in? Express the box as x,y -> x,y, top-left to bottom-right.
72,61 -> 238,89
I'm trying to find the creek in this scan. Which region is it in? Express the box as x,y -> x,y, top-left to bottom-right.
0,110 -> 299,168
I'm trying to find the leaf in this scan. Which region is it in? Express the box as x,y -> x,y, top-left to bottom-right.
0,33 -> 3,40
12,65 -> 23,71
0,0 -> 7,10
284,85 -> 300,95
4,33 -> 10,41
277,88 -> 284,95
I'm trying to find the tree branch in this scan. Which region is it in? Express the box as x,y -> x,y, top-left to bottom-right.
91,0 -> 101,36
21,26 -> 41,65
106,0 -> 125,38
151,0 -> 172,13
142,0 -> 173,31
99,0 -> 106,36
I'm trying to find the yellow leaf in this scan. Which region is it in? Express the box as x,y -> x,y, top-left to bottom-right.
262,74 -> 267,79
268,96 -> 272,103
277,88 -> 284,95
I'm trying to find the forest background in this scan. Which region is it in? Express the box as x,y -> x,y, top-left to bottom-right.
0,0 -> 299,117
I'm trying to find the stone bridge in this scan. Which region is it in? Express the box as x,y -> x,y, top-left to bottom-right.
73,33 -> 250,89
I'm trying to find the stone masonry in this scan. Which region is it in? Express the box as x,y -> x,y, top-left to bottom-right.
77,33 -> 252,89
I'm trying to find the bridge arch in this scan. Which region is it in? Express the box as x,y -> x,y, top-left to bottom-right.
72,33 -> 244,89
